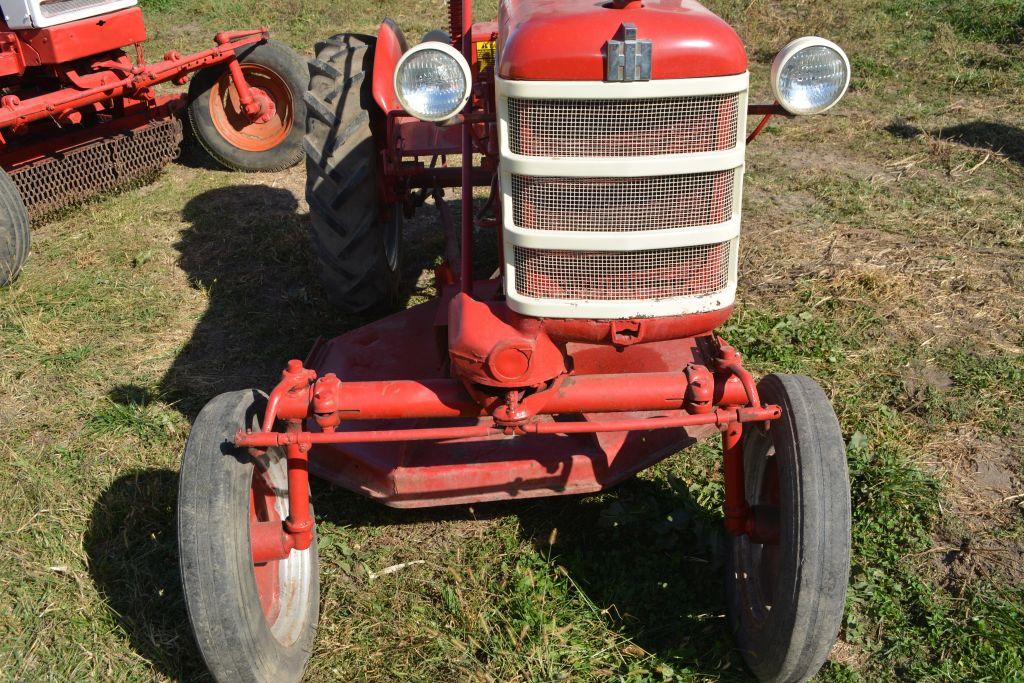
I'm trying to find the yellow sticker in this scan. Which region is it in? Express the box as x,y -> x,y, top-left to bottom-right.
476,40 -> 497,71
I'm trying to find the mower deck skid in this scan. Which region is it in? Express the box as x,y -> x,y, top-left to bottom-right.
302,287 -> 720,508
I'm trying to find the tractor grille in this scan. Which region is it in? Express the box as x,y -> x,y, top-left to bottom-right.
10,117 -> 182,218
513,242 -> 732,301
506,93 -> 739,157
510,171 -> 736,232
39,0 -> 121,17
499,74 -> 747,317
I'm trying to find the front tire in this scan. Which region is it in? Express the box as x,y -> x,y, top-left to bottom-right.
178,390 -> 319,682
188,40 -> 308,171
304,33 -> 402,313
726,374 -> 851,683
0,169 -> 29,286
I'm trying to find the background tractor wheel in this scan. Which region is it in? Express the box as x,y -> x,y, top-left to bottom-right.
178,390 -> 319,682
304,33 -> 402,313
0,169 -> 30,287
726,374 -> 851,683
188,40 -> 307,171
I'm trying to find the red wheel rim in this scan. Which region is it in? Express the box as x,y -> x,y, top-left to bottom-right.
209,64 -> 293,152
250,468 -> 282,624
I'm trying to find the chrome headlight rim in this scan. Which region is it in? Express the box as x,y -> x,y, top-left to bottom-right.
770,36 -> 851,116
393,41 -> 472,122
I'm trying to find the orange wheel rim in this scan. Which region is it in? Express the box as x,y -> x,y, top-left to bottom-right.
209,63 -> 293,152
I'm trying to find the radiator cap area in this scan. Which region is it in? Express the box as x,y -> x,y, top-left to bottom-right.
497,0 -> 747,81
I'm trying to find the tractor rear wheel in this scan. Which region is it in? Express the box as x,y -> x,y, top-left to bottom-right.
0,169 -> 29,287
178,390 -> 319,682
725,374 -> 851,683
188,40 -> 307,172
304,33 -> 402,313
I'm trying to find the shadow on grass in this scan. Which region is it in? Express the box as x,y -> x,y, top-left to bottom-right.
148,182 -> 456,419
84,469 -> 210,681
311,472 -> 745,677
887,119 -> 1024,166
156,183 -> 329,419
514,482 -> 742,673
85,464 -> 741,679
90,179 -> 738,677
175,133 -> 225,172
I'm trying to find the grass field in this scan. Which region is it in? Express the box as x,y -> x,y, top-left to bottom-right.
1,0 -> 1023,680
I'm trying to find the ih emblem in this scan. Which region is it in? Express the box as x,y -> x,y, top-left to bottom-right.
606,23 -> 652,82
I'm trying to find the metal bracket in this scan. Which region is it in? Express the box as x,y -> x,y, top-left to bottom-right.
605,23 -> 652,82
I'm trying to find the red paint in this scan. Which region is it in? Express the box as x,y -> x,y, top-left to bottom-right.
2,96 -> 181,170
460,2 -> 475,294
280,369 -> 749,420
233,291 -> 780,513
14,8 -> 147,68
200,2 -> 827,551
497,0 -> 747,81
530,307 -> 733,345
237,404 -> 778,448
447,293 -> 565,387
372,19 -> 406,113
721,421 -> 748,535
0,28 -> 267,133
208,62 -> 293,151
0,31 -> 27,77
283,439 -> 314,551
249,469 -> 283,623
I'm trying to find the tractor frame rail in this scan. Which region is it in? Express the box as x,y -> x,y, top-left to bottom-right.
235,342 -> 783,562
0,28 -> 269,136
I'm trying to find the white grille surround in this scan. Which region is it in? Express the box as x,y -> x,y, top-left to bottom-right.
0,0 -> 136,28
497,74 -> 749,319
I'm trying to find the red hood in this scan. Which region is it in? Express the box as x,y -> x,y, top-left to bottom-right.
497,0 -> 747,81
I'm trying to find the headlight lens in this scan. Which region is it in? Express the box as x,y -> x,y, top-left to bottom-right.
771,37 -> 850,115
394,43 -> 471,122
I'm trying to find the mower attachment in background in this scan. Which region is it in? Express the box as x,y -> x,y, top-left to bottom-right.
8,116 -> 182,218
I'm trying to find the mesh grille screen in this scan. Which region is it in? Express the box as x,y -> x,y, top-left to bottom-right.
506,94 -> 739,157
10,118 -> 182,218
513,242 -> 732,301
40,0 -> 120,17
511,171 -> 736,232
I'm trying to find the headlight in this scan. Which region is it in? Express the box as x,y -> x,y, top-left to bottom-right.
770,37 -> 851,115
394,42 -> 472,122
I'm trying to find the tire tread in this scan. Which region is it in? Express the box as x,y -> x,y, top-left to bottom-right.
304,33 -> 400,313
0,169 -> 30,287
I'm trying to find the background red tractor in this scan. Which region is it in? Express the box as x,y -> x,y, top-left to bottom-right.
177,1 -> 854,680
0,0 -> 307,286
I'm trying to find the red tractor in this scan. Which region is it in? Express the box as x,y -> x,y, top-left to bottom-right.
0,0 -> 307,285
177,1 -> 853,680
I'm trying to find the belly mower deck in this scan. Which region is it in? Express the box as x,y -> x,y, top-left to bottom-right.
304,295 -> 715,507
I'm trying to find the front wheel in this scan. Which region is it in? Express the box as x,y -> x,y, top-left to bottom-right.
726,374 -> 851,683
188,40 -> 308,171
178,390 -> 319,682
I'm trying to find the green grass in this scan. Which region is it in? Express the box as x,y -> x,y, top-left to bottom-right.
885,0 -> 1024,44
2,0 -> 1023,680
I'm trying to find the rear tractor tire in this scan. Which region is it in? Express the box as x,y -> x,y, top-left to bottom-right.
725,374 -> 851,683
304,33 -> 403,313
188,39 -> 308,171
178,390 -> 319,682
0,169 -> 30,287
